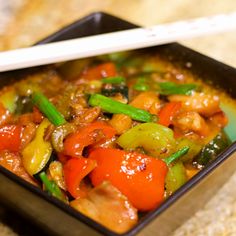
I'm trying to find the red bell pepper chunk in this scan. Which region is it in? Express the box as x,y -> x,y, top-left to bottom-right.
63,157 -> 97,198
158,101 -> 182,127
82,62 -> 117,80
63,121 -> 116,157
0,125 -> 22,152
57,153 -> 71,165
89,148 -> 168,211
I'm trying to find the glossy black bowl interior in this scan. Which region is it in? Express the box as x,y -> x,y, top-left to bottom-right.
1,12 -> 236,236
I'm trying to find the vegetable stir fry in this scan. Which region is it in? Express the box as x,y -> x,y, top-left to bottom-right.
0,50 -> 232,233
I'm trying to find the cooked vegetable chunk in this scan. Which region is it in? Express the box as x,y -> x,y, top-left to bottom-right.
89,148 -> 168,211
194,131 -> 231,167
165,162 -> 187,195
22,119 -> 52,175
117,123 -> 176,158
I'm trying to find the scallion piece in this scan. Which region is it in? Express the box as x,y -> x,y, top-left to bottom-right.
159,82 -> 197,95
133,77 -> 150,91
31,92 -> 66,126
39,171 -> 66,202
101,76 -> 126,84
133,83 -> 149,91
89,94 -> 155,122
164,146 -> 190,165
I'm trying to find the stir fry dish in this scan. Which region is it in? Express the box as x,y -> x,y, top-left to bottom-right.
0,50 -> 233,233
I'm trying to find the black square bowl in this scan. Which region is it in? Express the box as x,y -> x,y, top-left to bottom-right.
1,12 -> 236,236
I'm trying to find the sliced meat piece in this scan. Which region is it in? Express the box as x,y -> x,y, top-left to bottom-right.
169,92 -> 220,117
0,150 -> 38,186
70,181 -> 138,233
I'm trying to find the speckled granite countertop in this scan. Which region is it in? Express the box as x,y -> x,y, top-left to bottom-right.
0,1 -> 236,235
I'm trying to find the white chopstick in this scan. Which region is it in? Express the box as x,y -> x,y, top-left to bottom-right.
0,12 -> 236,72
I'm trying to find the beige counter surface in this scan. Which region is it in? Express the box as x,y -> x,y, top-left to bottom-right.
0,1 -> 236,235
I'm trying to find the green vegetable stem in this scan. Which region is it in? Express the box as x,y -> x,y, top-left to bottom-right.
101,76 -> 126,84
164,146 -> 190,165
39,171 -> 67,202
31,92 -> 66,126
89,94 -> 155,122
133,77 -> 150,91
158,82 -> 197,95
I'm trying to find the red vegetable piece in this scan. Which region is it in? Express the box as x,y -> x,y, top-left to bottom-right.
158,101 -> 182,127
63,121 -> 116,157
89,148 -> 168,211
57,153 -> 71,165
82,62 -> 117,80
63,157 -> 97,198
0,125 -> 22,152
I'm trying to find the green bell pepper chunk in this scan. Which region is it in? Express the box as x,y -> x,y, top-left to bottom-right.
176,137 -> 203,163
165,161 -> 187,195
117,123 -> 176,158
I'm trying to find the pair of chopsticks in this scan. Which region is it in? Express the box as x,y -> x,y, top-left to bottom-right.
0,12 -> 236,72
